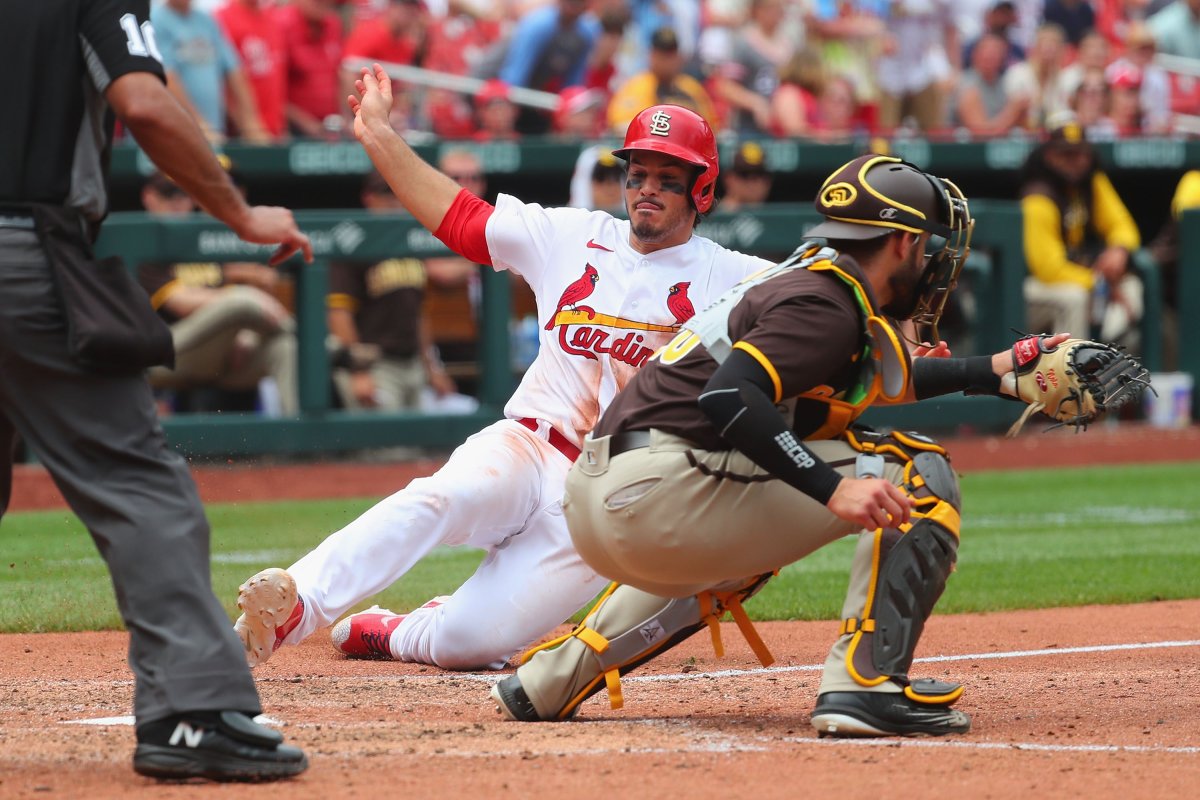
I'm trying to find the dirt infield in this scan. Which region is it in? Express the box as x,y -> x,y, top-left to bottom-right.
3,423 -> 1198,797
2,603 -> 1198,798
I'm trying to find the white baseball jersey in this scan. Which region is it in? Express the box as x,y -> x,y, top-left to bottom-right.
487,193 -> 773,447
278,194 -> 773,672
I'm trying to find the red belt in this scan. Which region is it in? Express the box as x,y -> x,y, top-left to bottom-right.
517,418 -> 581,462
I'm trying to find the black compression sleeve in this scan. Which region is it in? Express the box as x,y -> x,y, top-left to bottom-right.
912,355 -> 1002,400
696,349 -> 844,505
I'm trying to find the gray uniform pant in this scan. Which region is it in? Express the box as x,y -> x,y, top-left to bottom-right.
0,227 -> 261,724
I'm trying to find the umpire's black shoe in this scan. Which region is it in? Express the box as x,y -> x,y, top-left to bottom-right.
810,690 -> 971,737
133,710 -> 307,782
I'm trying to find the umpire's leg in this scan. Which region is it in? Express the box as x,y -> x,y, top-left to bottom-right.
0,228 -> 261,723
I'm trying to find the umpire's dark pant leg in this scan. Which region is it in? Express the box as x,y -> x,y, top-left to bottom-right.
0,228 -> 261,723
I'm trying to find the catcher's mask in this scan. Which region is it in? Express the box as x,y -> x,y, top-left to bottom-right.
806,154 -> 974,342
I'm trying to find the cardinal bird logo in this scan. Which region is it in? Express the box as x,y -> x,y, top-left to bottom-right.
666,281 -> 694,324
546,264 -> 600,329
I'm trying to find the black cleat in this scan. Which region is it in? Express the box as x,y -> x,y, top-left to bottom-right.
810,691 -> 971,737
133,711 -> 307,782
490,675 -> 544,721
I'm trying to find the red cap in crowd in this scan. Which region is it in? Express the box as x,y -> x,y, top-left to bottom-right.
553,86 -> 604,131
476,79 -> 511,106
1108,63 -> 1143,91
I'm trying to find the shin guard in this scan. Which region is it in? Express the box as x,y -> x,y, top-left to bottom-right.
508,575 -> 775,720
838,432 -> 962,700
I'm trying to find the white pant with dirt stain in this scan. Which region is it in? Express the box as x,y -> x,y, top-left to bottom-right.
281,418 -> 606,669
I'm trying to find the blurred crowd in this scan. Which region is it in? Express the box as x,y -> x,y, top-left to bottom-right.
150,0 -> 1200,144
135,0 -> 1200,422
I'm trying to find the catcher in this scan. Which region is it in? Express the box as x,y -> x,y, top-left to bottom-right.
490,154 -> 1149,736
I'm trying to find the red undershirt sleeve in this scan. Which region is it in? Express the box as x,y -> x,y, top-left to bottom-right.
433,188 -> 495,266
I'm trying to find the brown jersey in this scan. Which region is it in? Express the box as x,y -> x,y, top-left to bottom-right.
328,258 -> 427,359
593,253 -> 878,449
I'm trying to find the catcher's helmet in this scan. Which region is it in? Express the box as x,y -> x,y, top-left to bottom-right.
612,105 -> 719,214
805,154 -> 974,340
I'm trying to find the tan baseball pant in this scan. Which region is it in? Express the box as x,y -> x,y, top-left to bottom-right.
515,428 -> 955,719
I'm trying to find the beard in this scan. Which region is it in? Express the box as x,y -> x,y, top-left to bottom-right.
629,201 -> 689,244
881,244 -> 925,319
631,217 -> 668,242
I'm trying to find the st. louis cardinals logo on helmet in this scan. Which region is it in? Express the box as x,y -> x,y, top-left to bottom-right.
612,105 -> 719,214
648,109 -> 672,137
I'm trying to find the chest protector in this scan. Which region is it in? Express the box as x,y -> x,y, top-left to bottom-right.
685,243 -> 909,439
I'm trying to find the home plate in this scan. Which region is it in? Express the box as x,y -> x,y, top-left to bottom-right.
64,714 -> 283,726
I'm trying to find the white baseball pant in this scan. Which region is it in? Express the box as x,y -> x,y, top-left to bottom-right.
282,419 -> 606,669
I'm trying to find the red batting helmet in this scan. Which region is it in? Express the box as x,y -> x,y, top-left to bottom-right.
612,105 -> 719,214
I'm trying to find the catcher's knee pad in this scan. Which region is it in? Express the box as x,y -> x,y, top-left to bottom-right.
517,575 -> 776,718
840,431 -> 962,697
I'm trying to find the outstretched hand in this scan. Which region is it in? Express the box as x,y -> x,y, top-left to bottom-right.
348,63 -> 394,142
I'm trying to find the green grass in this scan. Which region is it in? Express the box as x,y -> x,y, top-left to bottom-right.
2,462 -> 1198,632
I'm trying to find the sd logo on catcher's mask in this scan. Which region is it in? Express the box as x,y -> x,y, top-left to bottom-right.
649,109 -> 672,137
820,182 -> 857,207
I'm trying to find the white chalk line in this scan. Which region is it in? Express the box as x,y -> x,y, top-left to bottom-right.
41,638 -> 1200,694
52,638 -> 1200,756
386,638 -> 1200,685
62,714 -> 283,727
777,737 -> 1200,755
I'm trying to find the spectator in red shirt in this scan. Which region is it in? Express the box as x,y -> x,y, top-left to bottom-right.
275,0 -> 346,139
344,0 -> 426,66
342,0 -> 428,127
473,79 -> 520,140
812,73 -> 866,141
425,89 -> 479,138
216,0 -> 288,139
553,86 -> 606,137
423,3 -> 502,78
1105,21 -> 1172,133
1107,62 -> 1146,136
771,49 -> 824,137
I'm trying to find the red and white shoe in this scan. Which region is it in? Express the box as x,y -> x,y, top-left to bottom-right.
330,597 -> 449,660
234,568 -> 304,668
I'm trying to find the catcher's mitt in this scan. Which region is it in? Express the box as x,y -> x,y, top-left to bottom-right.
1004,335 -> 1153,437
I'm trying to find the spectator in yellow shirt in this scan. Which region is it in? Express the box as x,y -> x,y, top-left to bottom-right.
1020,116 -> 1143,347
606,27 -> 718,134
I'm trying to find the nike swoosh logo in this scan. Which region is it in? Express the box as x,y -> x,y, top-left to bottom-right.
586,239 -> 613,252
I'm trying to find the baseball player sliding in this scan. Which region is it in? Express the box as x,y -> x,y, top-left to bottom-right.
233,68 -> 773,671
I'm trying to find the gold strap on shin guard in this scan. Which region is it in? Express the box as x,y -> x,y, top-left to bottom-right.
697,591 -> 725,658
603,669 -> 623,709
518,582 -> 620,665
725,597 -> 775,667
698,588 -> 775,668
